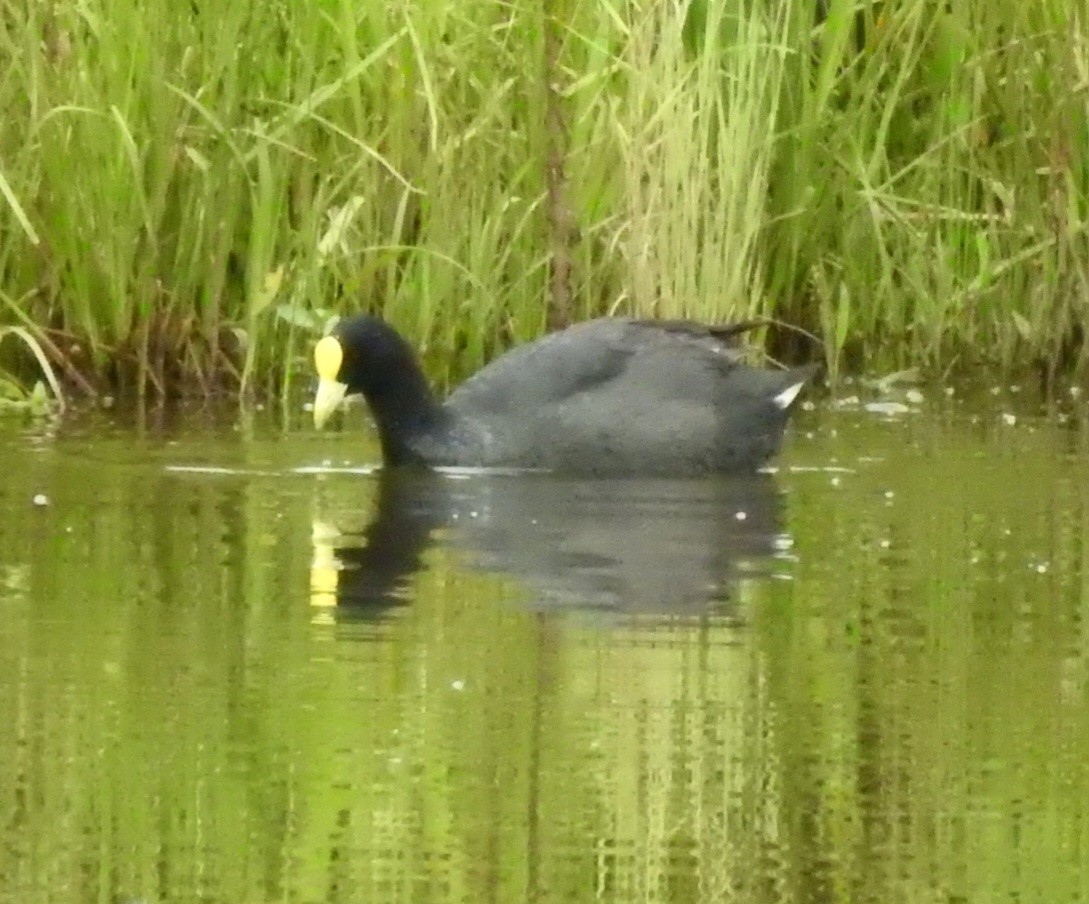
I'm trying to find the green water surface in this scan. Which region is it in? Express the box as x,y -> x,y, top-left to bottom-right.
1,394 -> 1088,904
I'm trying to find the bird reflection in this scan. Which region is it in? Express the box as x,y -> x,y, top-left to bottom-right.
311,469 -> 790,620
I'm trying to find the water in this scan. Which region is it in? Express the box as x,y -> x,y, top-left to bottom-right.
1,392 -> 1088,904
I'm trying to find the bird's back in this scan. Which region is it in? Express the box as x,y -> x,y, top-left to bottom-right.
444,318 -> 813,474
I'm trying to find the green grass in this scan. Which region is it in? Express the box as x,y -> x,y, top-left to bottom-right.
0,0 -> 1086,397
0,323 -> 64,414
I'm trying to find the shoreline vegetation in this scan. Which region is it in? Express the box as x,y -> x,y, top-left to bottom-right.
1,0 -> 1087,406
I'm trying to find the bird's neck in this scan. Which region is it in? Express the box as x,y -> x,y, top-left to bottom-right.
367,379 -> 448,467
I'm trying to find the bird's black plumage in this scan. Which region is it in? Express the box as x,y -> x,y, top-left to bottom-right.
313,314 -> 817,475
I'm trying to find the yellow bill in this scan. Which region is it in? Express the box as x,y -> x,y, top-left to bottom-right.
313,335 -> 347,429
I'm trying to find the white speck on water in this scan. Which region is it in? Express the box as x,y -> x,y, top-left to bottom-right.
1070,386 -> 1083,399
945,386 -> 955,397
734,511 -> 747,521
879,539 -> 891,549
884,490 -> 895,499
451,680 -> 466,691
32,494 -> 49,507
1001,413 -> 1017,426
801,400 -> 816,411
1034,563 -> 1049,574
905,389 -> 925,404
787,465 -> 856,474
469,510 -> 479,518
864,401 -> 911,416
831,477 -> 841,487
